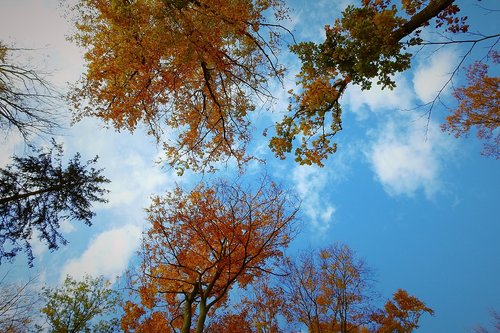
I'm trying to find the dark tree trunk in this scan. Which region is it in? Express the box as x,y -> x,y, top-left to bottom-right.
0,184 -> 70,205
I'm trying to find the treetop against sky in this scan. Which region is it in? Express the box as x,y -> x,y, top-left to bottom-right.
0,0 -> 498,332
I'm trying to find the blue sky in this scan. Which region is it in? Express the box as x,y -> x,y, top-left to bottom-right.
0,0 -> 499,332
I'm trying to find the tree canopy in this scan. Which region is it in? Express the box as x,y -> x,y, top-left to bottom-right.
0,140 -> 109,266
41,275 -> 121,333
270,0 -> 498,165
70,0 -> 289,174
371,289 -> 434,333
282,244 -> 374,333
121,178 -> 299,333
70,0 -> 499,171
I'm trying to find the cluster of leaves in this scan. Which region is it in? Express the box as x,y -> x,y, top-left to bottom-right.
269,0 -> 472,166
442,51 -> 500,159
0,140 -> 109,266
121,178 -> 299,333
40,275 -> 121,333
70,0 -> 288,174
370,288 -> 434,333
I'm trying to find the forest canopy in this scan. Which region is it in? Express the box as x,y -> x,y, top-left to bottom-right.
0,1 -> 498,332
69,0 -> 499,171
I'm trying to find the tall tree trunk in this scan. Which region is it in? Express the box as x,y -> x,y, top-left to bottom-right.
181,298 -> 193,333
0,183 -> 71,205
195,299 -> 209,333
181,286 -> 198,333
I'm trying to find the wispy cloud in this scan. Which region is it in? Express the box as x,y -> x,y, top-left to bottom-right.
340,47 -> 458,199
344,73 -> 414,120
59,119 -> 186,221
292,165 -> 335,232
413,48 -> 458,103
365,116 -> 455,198
59,224 -> 142,282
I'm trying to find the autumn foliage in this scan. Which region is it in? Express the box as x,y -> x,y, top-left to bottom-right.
70,0 -> 287,174
371,289 -> 434,333
121,178 -> 299,333
269,0 -> 473,166
70,0 -> 497,169
205,275 -> 286,333
198,243 -> 434,333
442,52 -> 500,159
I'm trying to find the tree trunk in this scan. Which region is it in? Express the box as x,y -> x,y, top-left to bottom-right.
181,298 -> 193,333
195,299 -> 208,333
0,183 -> 69,205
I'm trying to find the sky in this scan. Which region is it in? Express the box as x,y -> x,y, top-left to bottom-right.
0,0 -> 499,332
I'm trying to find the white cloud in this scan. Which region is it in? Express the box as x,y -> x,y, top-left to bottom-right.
413,49 -> 458,102
59,224 -> 142,281
54,123 -> 186,282
344,74 -> 414,119
366,116 -> 455,198
104,152 -> 167,209
59,119 -> 186,223
292,165 -> 335,232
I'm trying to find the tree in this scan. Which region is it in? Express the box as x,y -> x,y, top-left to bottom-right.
318,244 -> 373,333
0,273 -> 40,333
0,41 -> 61,140
0,140 -> 109,266
442,52 -> 500,159
371,289 -> 434,333
121,178 -> 299,333
282,251 -> 326,332
269,0 -> 499,165
40,275 -> 121,333
69,0 -> 288,174
283,243 -> 373,333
